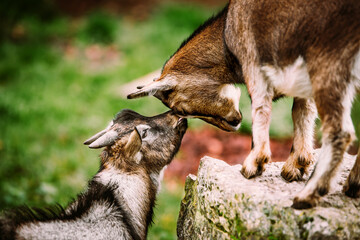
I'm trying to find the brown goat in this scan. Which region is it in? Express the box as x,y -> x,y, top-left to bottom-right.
128,0 -> 360,209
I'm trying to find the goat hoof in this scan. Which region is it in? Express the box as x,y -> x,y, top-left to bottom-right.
240,164 -> 264,179
281,155 -> 312,182
297,156 -> 312,166
292,196 -> 317,209
344,182 -> 360,198
281,166 -> 304,182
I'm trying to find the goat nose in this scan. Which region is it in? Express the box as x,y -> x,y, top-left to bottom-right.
227,111 -> 242,126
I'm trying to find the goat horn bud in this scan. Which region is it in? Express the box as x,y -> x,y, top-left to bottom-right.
84,120 -> 114,146
127,90 -> 150,99
83,130 -> 107,145
127,79 -> 173,99
88,130 -> 118,149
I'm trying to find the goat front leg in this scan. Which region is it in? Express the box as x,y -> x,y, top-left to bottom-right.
281,98 -> 317,182
241,95 -> 272,179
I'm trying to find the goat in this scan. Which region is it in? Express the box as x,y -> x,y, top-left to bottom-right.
127,0 -> 360,209
0,109 -> 187,240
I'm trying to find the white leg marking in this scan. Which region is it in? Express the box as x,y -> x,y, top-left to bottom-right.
342,82 -> 356,143
296,140 -> 333,199
242,98 -> 272,177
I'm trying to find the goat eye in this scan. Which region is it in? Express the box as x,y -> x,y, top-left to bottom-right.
141,129 -> 148,139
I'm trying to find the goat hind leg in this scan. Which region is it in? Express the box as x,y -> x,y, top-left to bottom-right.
292,79 -> 355,209
281,98 -> 317,182
344,49 -> 360,198
292,130 -> 352,209
344,148 -> 360,198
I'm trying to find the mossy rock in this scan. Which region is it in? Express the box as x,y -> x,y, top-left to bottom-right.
177,152 -> 360,240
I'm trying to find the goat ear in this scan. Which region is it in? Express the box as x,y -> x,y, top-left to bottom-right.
124,128 -> 142,158
127,78 -> 174,99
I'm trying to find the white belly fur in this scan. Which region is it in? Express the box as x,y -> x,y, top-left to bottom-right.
261,51 -> 360,98
261,56 -> 313,98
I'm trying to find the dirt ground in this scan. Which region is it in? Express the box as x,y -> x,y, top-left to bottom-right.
165,126 -> 293,182
165,126 -> 359,183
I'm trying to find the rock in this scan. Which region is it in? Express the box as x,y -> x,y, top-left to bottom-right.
177,152 -> 360,240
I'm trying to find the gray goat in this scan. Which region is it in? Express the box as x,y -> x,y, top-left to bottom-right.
0,109 -> 187,240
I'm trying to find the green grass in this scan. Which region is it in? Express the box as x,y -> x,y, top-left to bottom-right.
0,2 -> 218,238
148,183 -> 185,240
1,2 -> 360,239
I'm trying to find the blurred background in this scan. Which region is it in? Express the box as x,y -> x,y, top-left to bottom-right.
0,0 -> 359,239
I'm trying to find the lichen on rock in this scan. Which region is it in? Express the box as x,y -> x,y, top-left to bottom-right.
177,152 -> 360,240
